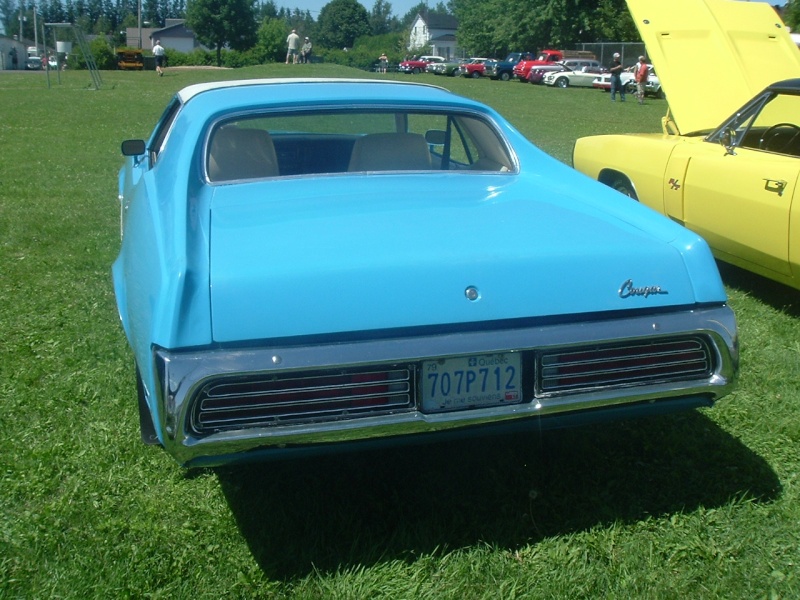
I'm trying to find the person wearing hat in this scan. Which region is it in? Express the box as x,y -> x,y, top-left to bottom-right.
286,29 -> 301,64
608,52 -> 624,101
301,37 -> 313,64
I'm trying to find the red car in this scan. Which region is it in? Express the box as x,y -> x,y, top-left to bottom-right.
398,55 -> 444,74
526,64 -> 567,85
458,58 -> 489,78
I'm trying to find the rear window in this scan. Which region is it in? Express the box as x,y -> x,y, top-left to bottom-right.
206,109 -> 515,183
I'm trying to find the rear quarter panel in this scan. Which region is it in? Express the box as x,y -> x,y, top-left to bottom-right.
573,133 -> 681,217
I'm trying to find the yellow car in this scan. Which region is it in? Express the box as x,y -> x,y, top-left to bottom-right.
573,0 -> 800,290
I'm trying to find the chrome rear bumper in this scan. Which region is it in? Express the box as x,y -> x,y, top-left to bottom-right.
151,306 -> 737,466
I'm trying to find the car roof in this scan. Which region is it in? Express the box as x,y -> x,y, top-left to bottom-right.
174,79 -> 497,123
626,0 -> 800,134
177,78 -> 451,104
767,78 -> 800,93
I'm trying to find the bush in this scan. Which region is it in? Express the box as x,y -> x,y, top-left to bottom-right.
315,32 -> 405,71
163,48 -> 215,67
67,37 -> 116,70
221,49 -> 262,68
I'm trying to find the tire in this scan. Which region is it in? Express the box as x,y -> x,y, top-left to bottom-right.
412,67 -> 420,74
610,176 -> 638,200
471,71 -> 481,79
499,71 -> 510,81
555,77 -> 569,88
654,87 -> 664,99
625,81 -> 636,94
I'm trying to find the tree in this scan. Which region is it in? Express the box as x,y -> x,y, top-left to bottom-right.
400,1 -> 450,28
0,0 -> 19,37
284,7 -> 315,40
452,0 -> 637,58
316,0 -> 369,50
785,0 -> 800,32
369,0 -> 394,36
254,16 -> 286,62
90,36 -> 116,68
185,0 -> 257,66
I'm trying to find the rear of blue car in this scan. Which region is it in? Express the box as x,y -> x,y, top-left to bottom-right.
114,80 -> 737,467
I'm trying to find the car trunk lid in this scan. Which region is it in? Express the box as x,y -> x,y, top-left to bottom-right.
209,175 -> 701,342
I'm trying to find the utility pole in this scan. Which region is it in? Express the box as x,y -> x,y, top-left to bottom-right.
138,0 -> 142,48
33,2 -> 38,51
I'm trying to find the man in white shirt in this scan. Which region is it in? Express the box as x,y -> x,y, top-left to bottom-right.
152,40 -> 165,76
286,30 -> 301,64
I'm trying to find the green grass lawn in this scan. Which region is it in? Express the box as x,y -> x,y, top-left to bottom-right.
1,64 -> 799,599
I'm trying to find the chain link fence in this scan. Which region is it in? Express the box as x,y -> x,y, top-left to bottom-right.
576,42 -> 647,68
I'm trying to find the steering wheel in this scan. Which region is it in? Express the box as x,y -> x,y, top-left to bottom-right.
759,122 -> 800,152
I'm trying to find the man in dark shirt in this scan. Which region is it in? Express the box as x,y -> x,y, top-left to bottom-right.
609,52 -> 625,102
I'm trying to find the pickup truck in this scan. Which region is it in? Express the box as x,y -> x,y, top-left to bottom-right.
513,49 -> 596,81
484,52 -> 536,81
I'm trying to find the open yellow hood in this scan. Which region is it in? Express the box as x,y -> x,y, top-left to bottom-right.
626,0 -> 800,134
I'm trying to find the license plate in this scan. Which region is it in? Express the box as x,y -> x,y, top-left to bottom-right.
421,353 -> 522,413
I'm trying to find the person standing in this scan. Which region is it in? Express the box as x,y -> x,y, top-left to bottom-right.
152,40 -> 165,76
301,37 -> 312,63
379,52 -> 388,73
635,55 -> 649,104
608,52 -> 624,102
286,29 -> 301,64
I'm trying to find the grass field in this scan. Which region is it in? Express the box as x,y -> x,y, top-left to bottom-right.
1,64 -> 799,599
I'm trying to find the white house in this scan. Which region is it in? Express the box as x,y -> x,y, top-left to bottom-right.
408,12 -> 460,60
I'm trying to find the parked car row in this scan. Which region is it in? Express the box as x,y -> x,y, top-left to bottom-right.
399,51 -> 662,101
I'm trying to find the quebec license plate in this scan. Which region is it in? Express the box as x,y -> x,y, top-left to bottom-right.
421,353 -> 522,413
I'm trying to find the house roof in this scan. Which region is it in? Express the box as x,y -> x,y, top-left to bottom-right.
151,20 -> 195,40
418,12 -> 458,31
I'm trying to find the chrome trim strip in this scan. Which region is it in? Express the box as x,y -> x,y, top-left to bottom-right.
152,306 -> 737,465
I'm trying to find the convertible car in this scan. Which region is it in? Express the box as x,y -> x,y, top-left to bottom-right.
115,78 -> 737,467
574,0 -> 800,290
542,64 -> 604,88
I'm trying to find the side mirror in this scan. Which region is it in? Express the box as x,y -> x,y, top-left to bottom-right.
121,139 -> 146,156
720,128 -> 737,156
425,130 -> 447,145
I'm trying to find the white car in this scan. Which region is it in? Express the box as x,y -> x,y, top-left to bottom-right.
593,65 -> 663,98
543,66 -> 605,88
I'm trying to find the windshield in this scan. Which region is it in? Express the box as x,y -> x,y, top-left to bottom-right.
708,91 -> 800,156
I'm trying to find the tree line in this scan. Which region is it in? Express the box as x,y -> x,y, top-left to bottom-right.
0,0 -> 434,50
3,0 -> 797,70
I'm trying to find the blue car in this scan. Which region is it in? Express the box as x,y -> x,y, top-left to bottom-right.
114,78 -> 737,467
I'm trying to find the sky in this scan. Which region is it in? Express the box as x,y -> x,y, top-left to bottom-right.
289,0 -> 428,19
288,0 -> 788,20
0,0 -> 788,36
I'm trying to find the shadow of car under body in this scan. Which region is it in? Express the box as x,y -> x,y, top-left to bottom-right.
215,411 -> 779,579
